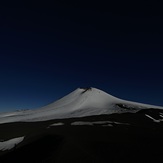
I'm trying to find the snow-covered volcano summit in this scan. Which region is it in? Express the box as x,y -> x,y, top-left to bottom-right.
0,87 -> 162,124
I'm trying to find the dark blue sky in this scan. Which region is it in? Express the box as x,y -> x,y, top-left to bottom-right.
0,1 -> 163,112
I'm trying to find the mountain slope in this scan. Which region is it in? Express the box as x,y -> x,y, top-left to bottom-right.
0,87 -> 162,124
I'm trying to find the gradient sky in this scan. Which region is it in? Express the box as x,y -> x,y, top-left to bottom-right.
0,1 -> 163,112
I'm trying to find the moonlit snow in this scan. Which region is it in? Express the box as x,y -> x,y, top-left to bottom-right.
71,121 -> 129,126
0,136 -> 24,151
71,121 -> 94,126
49,122 -> 64,127
0,87 -> 163,124
159,112 -> 163,118
145,114 -> 163,123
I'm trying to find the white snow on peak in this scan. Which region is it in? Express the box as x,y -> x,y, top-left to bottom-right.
0,136 -> 24,151
0,87 -> 162,124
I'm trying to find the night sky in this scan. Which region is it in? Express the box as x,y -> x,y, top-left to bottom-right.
0,1 -> 163,112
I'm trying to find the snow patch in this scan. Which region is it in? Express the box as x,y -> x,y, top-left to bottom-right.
49,122 -> 64,127
159,113 -> 163,118
71,121 -> 129,126
145,114 -> 161,123
113,121 -> 129,125
0,136 -> 24,151
71,121 -> 93,126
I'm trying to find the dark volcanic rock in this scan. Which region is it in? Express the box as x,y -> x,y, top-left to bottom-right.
0,108 -> 163,163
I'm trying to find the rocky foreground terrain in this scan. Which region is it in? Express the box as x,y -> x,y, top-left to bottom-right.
0,108 -> 163,163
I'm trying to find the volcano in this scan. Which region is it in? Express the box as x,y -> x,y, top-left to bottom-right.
0,87 -> 162,124
1,88 -> 163,163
